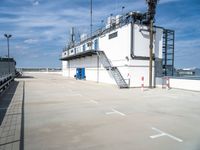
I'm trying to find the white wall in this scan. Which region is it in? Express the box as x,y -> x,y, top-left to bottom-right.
62,58 -> 154,87
133,24 -> 150,57
155,77 -> 200,92
99,24 -> 131,62
62,61 -> 68,76
170,78 -> 200,92
70,56 -> 98,68
128,60 -> 155,87
62,55 -> 118,85
62,23 -> 163,88
155,28 -> 163,59
133,24 -> 163,59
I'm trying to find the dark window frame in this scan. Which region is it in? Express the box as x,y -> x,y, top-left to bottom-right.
109,32 -> 118,39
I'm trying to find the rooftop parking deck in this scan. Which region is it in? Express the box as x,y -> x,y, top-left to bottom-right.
1,73 -> 200,150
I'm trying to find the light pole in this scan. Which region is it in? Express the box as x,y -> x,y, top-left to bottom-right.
90,0 -> 93,50
122,6 -> 125,14
4,34 -> 12,74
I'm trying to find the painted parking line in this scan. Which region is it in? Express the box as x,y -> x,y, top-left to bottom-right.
84,99 -> 99,104
106,108 -> 126,116
89,100 -> 99,104
150,127 -> 183,142
66,93 -> 82,96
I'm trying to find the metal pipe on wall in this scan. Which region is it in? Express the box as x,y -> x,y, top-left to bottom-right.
90,0 -> 93,50
149,20 -> 153,88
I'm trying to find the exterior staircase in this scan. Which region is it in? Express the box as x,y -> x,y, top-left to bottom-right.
97,51 -> 129,88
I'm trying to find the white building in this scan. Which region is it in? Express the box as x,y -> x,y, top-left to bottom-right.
60,11 -> 174,88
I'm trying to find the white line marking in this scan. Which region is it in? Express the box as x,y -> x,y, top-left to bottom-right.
66,94 -> 82,96
106,108 -> 126,116
89,100 -> 98,104
150,127 -> 183,142
106,112 -> 116,115
112,108 -> 126,116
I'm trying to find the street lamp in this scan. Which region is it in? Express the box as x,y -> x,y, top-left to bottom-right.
4,34 -> 12,74
122,6 -> 125,14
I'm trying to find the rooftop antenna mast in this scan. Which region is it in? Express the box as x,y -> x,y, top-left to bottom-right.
90,0 -> 93,50
146,0 -> 159,88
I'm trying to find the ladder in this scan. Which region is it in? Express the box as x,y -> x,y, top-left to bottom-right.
97,51 -> 129,88
162,29 -> 175,76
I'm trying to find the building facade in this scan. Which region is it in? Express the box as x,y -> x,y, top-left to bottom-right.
0,57 -> 16,77
61,11 -> 174,88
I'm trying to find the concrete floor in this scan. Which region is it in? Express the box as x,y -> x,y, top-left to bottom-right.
1,73 -> 200,150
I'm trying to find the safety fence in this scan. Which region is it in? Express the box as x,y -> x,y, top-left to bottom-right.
0,74 -> 14,93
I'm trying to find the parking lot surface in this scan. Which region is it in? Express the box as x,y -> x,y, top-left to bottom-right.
1,73 -> 200,150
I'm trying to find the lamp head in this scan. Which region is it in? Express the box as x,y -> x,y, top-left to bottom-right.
4,34 -> 12,38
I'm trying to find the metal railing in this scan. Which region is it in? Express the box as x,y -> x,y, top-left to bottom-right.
17,68 -> 61,72
0,74 -> 13,93
62,11 -> 146,56
97,51 -> 129,88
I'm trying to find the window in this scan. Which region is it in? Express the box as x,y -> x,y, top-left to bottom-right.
94,39 -> 99,50
87,42 -> 92,47
109,32 -> 118,39
83,44 -> 86,51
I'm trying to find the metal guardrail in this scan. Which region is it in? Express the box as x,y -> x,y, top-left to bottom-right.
17,68 -> 61,72
0,74 -> 14,93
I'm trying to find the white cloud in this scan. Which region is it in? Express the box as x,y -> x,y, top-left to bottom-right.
0,0 -> 199,68
160,0 -> 180,4
24,39 -> 38,44
33,0 -> 39,6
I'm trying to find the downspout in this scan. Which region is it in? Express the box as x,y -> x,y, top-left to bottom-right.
68,61 -> 70,78
97,55 -> 99,83
130,22 -> 135,59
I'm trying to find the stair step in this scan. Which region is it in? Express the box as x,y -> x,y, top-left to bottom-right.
97,51 -> 129,88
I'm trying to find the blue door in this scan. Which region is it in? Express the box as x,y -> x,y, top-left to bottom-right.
76,68 -> 86,80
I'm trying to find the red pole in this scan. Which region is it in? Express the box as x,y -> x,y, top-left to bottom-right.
141,76 -> 144,91
166,77 -> 170,89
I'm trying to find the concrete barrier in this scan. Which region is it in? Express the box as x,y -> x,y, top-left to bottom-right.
156,77 -> 200,92
169,78 -> 200,92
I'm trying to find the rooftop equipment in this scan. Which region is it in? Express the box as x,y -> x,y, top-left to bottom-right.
106,16 -> 116,28
80,34 -> 88,42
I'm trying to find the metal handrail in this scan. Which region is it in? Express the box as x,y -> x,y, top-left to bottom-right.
0,74 -> 13,93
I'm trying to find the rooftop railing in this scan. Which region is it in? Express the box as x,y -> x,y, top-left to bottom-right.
0,74 -> 13,93
63,11 -> 147,52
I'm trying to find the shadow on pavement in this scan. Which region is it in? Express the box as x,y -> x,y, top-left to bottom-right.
16,76 -> 34,79
0,81 -> 19,125
0,81 -> 25,150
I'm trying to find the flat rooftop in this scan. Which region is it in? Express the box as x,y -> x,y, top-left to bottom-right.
1,73 -> 200,150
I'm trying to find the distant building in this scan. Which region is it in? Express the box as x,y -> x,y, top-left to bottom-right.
175,68 -> 200,76
0,57 -> 16,76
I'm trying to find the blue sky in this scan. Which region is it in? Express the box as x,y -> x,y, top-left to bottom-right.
0,0 -> 199,68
